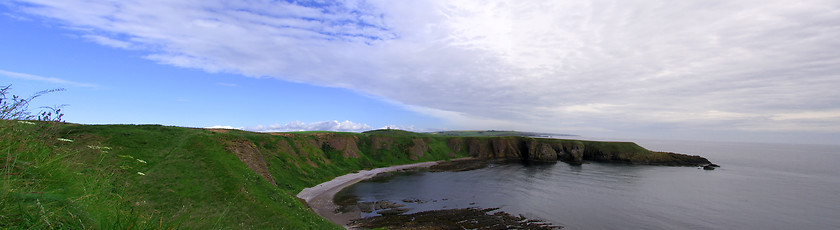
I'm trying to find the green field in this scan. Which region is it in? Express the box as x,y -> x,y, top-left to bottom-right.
1,121 -> 709,229
1,121 -> 465,229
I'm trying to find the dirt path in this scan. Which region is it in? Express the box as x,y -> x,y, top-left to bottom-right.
297,159 -> 473,228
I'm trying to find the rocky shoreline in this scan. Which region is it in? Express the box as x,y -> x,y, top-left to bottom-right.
296,161 -> 443,227
336,195 -> 563,229
299,151 -> 715,229
349,207 -> 561,230
296,158 -> 495,227
301,158 -> 564,229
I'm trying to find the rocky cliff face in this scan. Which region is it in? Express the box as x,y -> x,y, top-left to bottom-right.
357,132 -> 710,166
459,137 -> 589,164
457,137 -> 709,166
229,131 -> 711,171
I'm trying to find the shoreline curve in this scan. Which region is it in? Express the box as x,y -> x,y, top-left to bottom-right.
296,158 -> 474,228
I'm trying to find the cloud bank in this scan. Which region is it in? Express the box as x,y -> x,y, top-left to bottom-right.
208,121 -> 419,133
7,0 -> 840,141
245,120 -> 372,133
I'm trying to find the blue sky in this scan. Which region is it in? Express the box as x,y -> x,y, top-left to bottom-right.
2,0 -> 839,145
0,10 -> 435,131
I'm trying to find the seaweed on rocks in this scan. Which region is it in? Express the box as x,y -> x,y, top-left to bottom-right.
349,207 -> 562,229
428,158 -> 493,172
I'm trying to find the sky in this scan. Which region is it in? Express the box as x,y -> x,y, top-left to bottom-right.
1,0 -> 838,145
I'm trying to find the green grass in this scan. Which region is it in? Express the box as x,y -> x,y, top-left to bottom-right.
1,122 -> 466,229
285,131 -> 343,134
1,121 -> 178,229
363,129 -> 436,137
1,122 -> 687,229
429,130 -> 560,137
579,140 -> 649,154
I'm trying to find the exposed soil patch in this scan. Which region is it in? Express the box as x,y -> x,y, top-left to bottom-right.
447,138 -> 462,157
324,135 -> 361,158
205,128 -> 230,133
276,139 -> 297,157
268,132 -> 294,137
371,136 -> 394,155
224,139 -> 276,185
349,207 -> 561,230
408,138 -> 428,160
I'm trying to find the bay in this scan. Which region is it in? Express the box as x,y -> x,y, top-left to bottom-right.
337,139 -> 840,229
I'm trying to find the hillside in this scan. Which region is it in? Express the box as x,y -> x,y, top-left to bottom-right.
429,130 -> 576,137
1,122 -> 710,229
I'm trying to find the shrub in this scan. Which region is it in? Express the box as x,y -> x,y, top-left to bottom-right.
0,84 -> 65,122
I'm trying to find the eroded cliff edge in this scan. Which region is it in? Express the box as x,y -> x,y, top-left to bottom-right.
28,123 -> 711,229
357,129 -> 710,167
218,129 -> 711,190
429,135 -> 708,166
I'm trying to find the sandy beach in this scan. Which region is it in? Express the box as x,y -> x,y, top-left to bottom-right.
296,161 -> 444,227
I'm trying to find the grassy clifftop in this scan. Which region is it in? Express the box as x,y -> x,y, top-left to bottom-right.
1,122 -> 710,229
1,122 -> 464,229
428,130 -> 574,137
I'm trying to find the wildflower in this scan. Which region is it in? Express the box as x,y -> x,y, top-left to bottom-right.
57,138 -> 74,142
17,121 -> 35,125
137,172 -> 145,176
136,159 -> 147,164
88,145 -> 112,150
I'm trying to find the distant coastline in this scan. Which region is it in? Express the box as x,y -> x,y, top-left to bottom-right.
429,130 -> 578,138
2,122 -> 714,229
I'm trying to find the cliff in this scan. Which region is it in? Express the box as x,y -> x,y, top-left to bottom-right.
257,130 -> 711,173
362,129 -> 709,166
403,135 -> 708,166
2,122 -> 711,229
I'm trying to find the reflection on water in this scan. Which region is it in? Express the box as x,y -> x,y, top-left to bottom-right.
337,140 -> 840,229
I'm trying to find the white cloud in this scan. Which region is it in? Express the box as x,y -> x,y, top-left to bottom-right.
82,34 -> 133,49
205,125 -> 240,130
379,125 -> 417,132
207,120 -> 375,132
0,69 -> 99,88
562,104 -> 625,114
771,110 -> 840,121
3,12 -> 31,21
7,0 -> 840,141
246,120 -> 372,132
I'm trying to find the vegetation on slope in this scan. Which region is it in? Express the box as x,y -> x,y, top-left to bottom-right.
1,124 -> 712,229
2,123 -> 468,229
429,130 -> 573,137
0,85 -> 708,229
1,84 -> 713,230
363,129 -> 435,137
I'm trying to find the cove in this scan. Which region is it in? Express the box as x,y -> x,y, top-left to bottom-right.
336,139 -> 840,229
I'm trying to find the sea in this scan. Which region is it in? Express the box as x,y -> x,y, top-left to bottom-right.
336,138 -> 840,229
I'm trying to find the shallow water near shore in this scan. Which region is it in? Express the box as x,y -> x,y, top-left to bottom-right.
336,139 -> 840,229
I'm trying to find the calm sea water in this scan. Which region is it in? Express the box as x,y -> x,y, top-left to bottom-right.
337,139 -> 840,229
